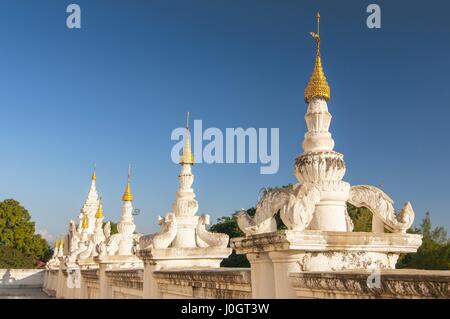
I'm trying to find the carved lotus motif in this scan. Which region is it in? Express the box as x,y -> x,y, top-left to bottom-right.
117,221 -> 136,235
173,198 -> 199,217
295,151 -> 346,183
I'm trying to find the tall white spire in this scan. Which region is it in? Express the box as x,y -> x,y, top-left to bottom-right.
171,112 -> 199,248
294,12 -> 349,231
78,165 -> 100,234
117,164 -> 137,255
302,12 -> 334,154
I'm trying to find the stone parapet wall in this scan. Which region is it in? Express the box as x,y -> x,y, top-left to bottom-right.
43,264 -> 449,299
290,269 -> 450,299
106,269 -> 143,299
81,269 -> 100,299
43,270 -> 58,296
43,266 -> 253,299
153,268 -> 252,299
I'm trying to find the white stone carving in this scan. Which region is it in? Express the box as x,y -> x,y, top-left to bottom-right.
302,98 -> 335,152
196,214 -> 229,248
117,200 -> 137,255
280,183 -> 322,231
46,243 -> 60,269
77,175 -> 100,234
67,237 -> 89,263
67,220 -> 80,255
230,28 -> 423,297
103,222 -> 111,240
78,241 -> 95,260
348,185 -> 415,233
139,213 -> 178,250
100,169 -> 141,257
137,120 -> 231,285
101,233 -> 120,256
236,185 -> 300,236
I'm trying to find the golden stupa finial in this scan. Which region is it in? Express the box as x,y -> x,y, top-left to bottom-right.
304,11 -> 331,103
59,239 -> 64,248
180,112 -> 195,165
96,196 -> 104,219
91,164 -> 97,181
122,164 -> 133,201
82,214 -> 89,229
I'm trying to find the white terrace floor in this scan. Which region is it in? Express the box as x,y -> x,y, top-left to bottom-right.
0,288 -> 52,299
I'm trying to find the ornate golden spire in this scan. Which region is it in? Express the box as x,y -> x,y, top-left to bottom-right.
304,12 -> 331,103
91,164 -> 97,181
82,214 -> 89,229
180,112 -> 195,165
96,197 -> 104,219
59,239 -> 64,248
122,164 -> 133,201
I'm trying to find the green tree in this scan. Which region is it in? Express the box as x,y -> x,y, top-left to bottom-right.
0,246 -> 36,268
209,209 -> 254,267
346,203 -> 372,232
397,212 -> 449,270
0,199 -> 51,268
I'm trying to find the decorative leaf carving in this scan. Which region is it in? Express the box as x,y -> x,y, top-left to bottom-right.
348,185 -> 414,233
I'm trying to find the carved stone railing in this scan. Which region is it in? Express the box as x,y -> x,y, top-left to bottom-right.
44,264 -> 450,299
81,269 -> 99,299
105,269 -> 144,298
290,269 -> 450,299
152,268 -> 252,299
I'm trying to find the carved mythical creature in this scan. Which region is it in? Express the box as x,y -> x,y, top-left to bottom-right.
139,213 -> 178,250
132,233 -> 143,254
46,246 -> 60,269
348,185 -> 414,233
94,222 -> 111,256
103,221 -> 111,240
100,234 -> 120,256
97,225 -> 142,256
67,220 -> 80,254
237,184 -> 301,236
196,214 -> 229,248
67,238 -> 90,263
280,183 -> 322,231
78,241 -> 95,259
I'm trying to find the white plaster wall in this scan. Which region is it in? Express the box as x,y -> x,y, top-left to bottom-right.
0,269 -> 44,288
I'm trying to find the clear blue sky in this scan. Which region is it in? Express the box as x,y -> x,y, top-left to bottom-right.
0,0 -> 449,241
